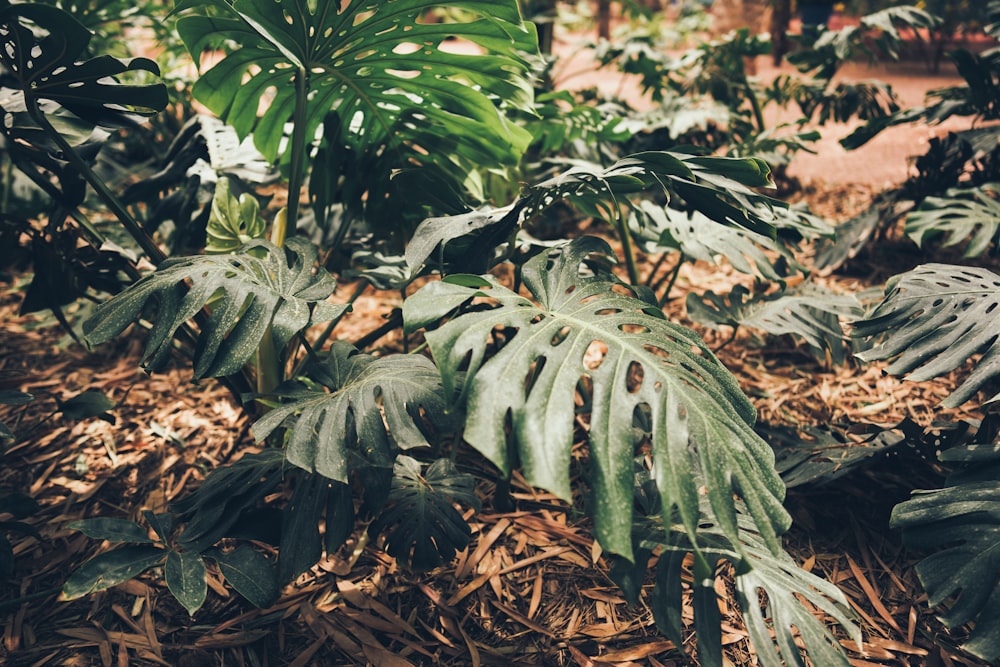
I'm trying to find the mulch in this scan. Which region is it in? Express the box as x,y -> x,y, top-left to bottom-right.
1,173 -> 993,666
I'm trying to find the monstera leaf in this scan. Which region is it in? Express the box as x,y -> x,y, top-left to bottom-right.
0,3 -> 166,125
404,236 -> 789,563
406,151 -> 785,277
252,343 -> 455,482
369,456 -> 480,569
173,0 -> 536,165
906,184 -> 1000,258
633,204 -> 797,282
83,238 -> 344,378
687,283 -> 863,365
853,264 -> 1000,407
891,437 -> 1000,663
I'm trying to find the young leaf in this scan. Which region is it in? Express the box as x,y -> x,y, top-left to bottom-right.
252,343 -> 454,482
83,238 -> 344,378
212,545 -> 279,608
68,518 -> 155,544
368,456 -> 480,570
174,0 -> 536,165
404,237 -> 789,562
906,184 -> 1000,258
165,551 -> 207,616
205,177 -> 268,255
853,264 -> 1000,407
61,546 -> 166,599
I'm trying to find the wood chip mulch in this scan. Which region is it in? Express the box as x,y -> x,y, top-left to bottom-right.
1,182 -> 994,666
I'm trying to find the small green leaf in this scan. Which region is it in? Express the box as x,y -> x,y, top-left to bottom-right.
58,390 -> 115,421
214,546 -> 279,608
165,551 -> 207,616
142,511 -> 173,543
205,177 -> 268,255
68,518 -> 154,544
0,390 -> 33,406
277,473 -> 327,584
61,546 -> 165,599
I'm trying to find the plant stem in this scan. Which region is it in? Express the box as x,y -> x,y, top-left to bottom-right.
612,209 -> 641,286
658,258 -> 685,308
26,103 -> 166,266
645,251 -> 669,287
742,71 -> 767,135
285,67 -> 310,234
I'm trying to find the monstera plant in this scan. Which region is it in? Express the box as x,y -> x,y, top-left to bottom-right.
854,263 -> 1000,662
2,0 -> 868,664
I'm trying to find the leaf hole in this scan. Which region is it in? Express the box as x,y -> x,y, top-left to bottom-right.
583,341 -> 607,370
524,357 -> 546,398
619,323 -> 649,334
551,326 -> 571,347
626,361 -> 644,394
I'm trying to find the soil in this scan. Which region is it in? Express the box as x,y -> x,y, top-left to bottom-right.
0,15 -> 995,667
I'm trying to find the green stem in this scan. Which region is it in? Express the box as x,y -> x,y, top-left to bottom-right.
285,67 -> 310,235
644,251 -> 669,287
612,210 -> 641,286
658,258 -> 685,308
0,586 -> 63,611
26,102 -> 165,266
713,326 -> 740,353
742,72 -> 767,135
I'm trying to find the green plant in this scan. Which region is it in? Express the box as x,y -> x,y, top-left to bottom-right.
852,263 -> 1000,661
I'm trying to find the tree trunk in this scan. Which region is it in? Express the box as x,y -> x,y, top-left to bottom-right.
597,0 -> 611,40
770,0 -> 792,65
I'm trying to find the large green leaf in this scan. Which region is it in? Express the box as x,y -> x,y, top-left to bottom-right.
82,238 -> 344,378
891,435 -> 1000,663
853,264 -> 1000,407
174,0 -> 535,164
906,184 -> 1000,258
68,518 -> 154,544
61,545 -> 166,599
404,236 -> 789,562
687,283 -> 863,365
0,3 -> 167,124
369,456 -> 480,570
252,342 -> 453,482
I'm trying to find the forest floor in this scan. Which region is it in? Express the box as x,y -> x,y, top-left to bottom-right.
0,30 -> 996,667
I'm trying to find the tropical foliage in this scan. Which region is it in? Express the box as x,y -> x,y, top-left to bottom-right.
2,0 -> 999,664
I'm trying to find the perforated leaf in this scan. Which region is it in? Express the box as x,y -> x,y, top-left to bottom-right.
252,343 -> 453,482
853,264 -> 1000,407
0,3 -> 167,123
892,441 -> 1000,663
369,456 -> 480,569
687,283 -> 862,365
83,238 -> 343,378
404,236 -> 789,562
906,184 -> 1000,258
174,0 -> 535,164
633,204 -> 796,282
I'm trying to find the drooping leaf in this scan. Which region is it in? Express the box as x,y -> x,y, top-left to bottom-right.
142,511 -> 174,543
853,264 -> 1000,407
174,0 -> 536,166
406,151 -> 786,277
404,236 -> 789,562
906,184 -> 1000,258
67,518 -> 154,544
83,238 -> 344,378
687,283 -> 862,365
252,342 -> 453,482
165,550 -> 207,616
368,456 -> 480,570
0,3 -> 167,124
61,545 -> 166,599
212,545 -> 279,608
892,439 -> 1000,663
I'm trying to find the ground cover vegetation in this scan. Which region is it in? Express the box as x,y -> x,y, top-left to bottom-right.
2,0 -> 1000,664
